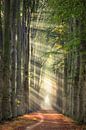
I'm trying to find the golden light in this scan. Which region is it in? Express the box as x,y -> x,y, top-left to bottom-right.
40,68 -> 57,110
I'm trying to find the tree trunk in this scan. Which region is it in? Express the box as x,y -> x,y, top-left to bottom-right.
23,0 -> 30,113
0,0 -> 3,121
16,0 -> 23,115
10,0 -> 17,117
78,3 -> 86,122
2,0 -> 12,120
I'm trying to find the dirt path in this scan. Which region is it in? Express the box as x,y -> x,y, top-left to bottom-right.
25,110 -> 85,130
0,110 -> 85,130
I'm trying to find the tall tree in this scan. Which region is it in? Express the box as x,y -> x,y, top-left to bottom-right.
23,0 -> 30,113
16,0 -> 23,115
2,0 -> 12,120
10,0 -> 17,117
78,1 -> 86,121
0,0 -> 3,121
47,0 -> 86,123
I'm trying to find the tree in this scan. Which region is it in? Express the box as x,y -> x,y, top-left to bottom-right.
0,0 -> 3,121
10,0 -> 17,117
22,0 -> 30,113
16,0 -> 24,115
47,0 -> 86,123
2,0 -> 12,120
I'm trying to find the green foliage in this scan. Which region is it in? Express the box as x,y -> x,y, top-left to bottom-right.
46,0 -> 86,59
47,0 -> 86,21
64,38 -> 80,51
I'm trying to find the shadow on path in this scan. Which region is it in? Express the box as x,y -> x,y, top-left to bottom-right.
16,110 -> 86,130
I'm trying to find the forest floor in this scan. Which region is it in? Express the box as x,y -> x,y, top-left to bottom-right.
0,112 -> 40,130
0,110 -> 86,130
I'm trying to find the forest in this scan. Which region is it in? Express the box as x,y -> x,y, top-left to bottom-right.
0,0 -> 86,130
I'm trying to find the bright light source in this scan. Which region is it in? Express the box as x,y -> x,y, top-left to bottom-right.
15,34 -> 17,41
40,76 -> 53,109
45,95 -> 50,104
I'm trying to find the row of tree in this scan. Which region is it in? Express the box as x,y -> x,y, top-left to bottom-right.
47,0 -> 86,123
0,0 -> 32,120
0,0 -> 86,124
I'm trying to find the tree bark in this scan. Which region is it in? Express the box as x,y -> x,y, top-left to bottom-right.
0,0 -> 3,121
23,0 -> 30,113
2,0 -> 12,120
10,0 -> 17,117
16,0 -> 23,115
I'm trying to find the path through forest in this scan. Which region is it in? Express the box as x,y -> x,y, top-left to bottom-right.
15,110 -> 85,130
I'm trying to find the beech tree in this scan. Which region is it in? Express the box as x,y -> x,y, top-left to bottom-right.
0,0 -> 32,120
0,0 -> 85,124
2,0 -> 12,120
47,0 -> 86,123
10,0 -> 17,118
0,0 -> 3,121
